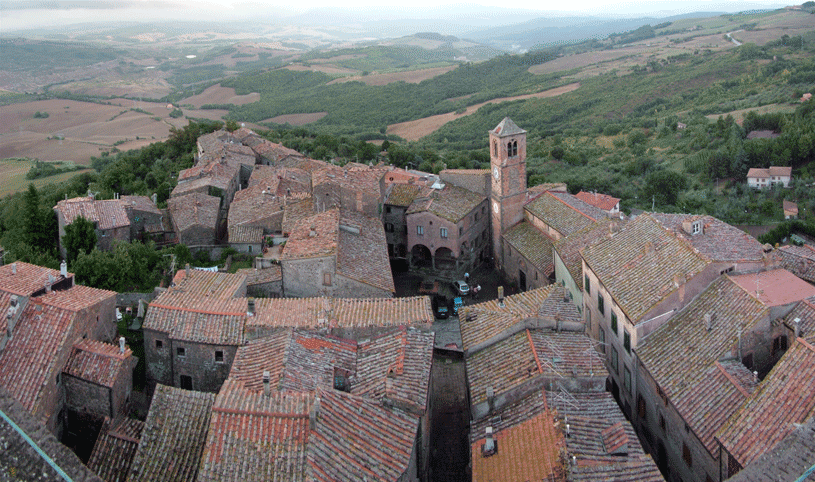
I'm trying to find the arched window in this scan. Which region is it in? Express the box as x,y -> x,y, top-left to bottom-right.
493,140 -> 498,157
511,140 -> 518,157
507,142 -> 513,155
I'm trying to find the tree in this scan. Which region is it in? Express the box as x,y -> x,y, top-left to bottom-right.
63,215 -> 97,263
643,170 -> 687,207
23,184 -> 56,254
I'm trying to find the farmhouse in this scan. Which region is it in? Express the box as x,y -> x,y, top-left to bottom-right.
746,165 -> 792,189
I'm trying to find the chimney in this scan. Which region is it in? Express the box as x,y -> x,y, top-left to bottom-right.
119,336 -> 126,354
247,297 -> 255,316
486,386 -> 495,412
60,260 -> 67,278
309,394 -> 321,429
498,287 -> 504,307
185,263 -> 190,277
704,313 -> 712,331
572,455 -> 577,466
152,193 -> 158,204
794,317 -> 800,337
482,426 -> 497,457
11,263 -> 16,275
566,423 -> 571,438
45,274 -> 53,293
262,370 -> 270,397
753,371 -> 759,383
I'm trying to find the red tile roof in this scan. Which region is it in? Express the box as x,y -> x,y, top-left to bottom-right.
729,268 -> 815,307
55,197 -> 130,230
502,221 -> 555,276
281,209 -> 340,260
167,193 -> 221,233
406,183 -> 485,223
235,266 -> 282,285
311,164 -> 386,196
38,283 -> 116,312
281,331 -> 358,393
87,417 -> 144,482
717,337 -> 815,467
747,166 -> 792,178
0,301 -> 75,415
725,419 -> 815,482
581,213 -> 708,322
553,218 -> 622,291
778,244 -> 815,283
63,339 -> 134,388
228,330 -> 292,391
307,388 -> 419,482
471,409 -> 565,482
525,191 -> 606,237
650,213 -> 765,263
228,184 -> 286,227
0,261 -> 70,296
782,298 -> 815,342
198,379 -> 313,482
128,384 -> 215,482
783,200 -> 799,216
336,210 -> 394,293
459,284 -> 582,351
575,191 -> 620,211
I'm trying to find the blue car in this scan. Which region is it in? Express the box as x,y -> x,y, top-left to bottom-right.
453,297 -> 464,316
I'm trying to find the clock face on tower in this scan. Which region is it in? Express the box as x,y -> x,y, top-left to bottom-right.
493,201 -> 499,214
493,167 -> 500,180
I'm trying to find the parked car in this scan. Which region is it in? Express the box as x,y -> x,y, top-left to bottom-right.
452,280 -> 470,296
116,308 -> 123,321
432,295 -> 450,319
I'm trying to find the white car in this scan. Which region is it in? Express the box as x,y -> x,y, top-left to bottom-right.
452,280 -> 470,296
116,308 -> 123,321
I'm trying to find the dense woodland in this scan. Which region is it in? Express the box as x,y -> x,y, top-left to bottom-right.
2,12 -> 815,293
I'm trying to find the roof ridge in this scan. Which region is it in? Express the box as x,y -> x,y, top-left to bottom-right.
714,360 -> 750,398
148,302 -> 245,317
798,336 -> 815,354
546,191 -> 597,222
526,329 -> 544,376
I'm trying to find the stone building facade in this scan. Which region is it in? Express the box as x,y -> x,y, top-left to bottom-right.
489,118 -> 527,272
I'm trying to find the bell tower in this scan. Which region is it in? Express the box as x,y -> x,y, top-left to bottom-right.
489,117 -> 527,269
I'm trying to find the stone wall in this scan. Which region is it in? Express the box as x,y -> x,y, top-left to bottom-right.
63,376 -> 111,419
439,170 -> 490,196
179,225 -> 217,247
171,340 -> 237,393
281,256 -> 335,298
334,274 -> 392,299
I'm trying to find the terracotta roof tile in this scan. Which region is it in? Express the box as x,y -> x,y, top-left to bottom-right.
525,191 -> 606,237
0,300 -> 75,415
281,196 -> 315,235
87,417 -> 144,482
575,191 -> 620,212
128,384 -> 215,482
55,197 -> 130,230
502,221 -> 555,276
235,266 -> 282,285
471,409 -> 565,482
281,331 -> 358,393
385,184 -> 429,207
307,388 -> 419,482
144,306 -> 245,345
747,166 -> 791,178
228,224 -> 264,244
466,329 -> 604,406
553,219 -> 622,290
0,261 -> 69,296
168,193 -> 221,233
281,209 -> 339,260
781,298 -> 815,342
120,195 -> 162,215
406,183 -> 485,223
248,166 -> 311,191
251,139 -> 304,163
729,268 -> 815,307
63,339 -> 134,388
490,117 -> 526,137
38,283 -> 116,312
581,213 -> 708,321
783,200 -> 799,216
198,379 -> 313,482
717,338 -> 815,467
228,184 -> 286,227
651,213 -> 765,263
725,419 -> 815,482
779,244 -> 815,283
312,164 -> 386,198
336,210 -> 394,293
459,284 -> 582,351
638,275 -> 767,412
228,330 -> 293,391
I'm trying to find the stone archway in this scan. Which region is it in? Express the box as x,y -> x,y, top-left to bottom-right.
435,247 -> 456,270
411,244 -> 432,268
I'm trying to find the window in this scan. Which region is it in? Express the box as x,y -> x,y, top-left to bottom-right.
56,373 -> 61,385
215,350 -> 224,363
585,275 -> 590,294
474,212 -> 479,222
637,394 -> 647,419
155,340 -> 163,349
682,443 -> 693,468
772,336 -> 788,356
323,273 -> 332,286
248,245 -> 252,253
611,312 -> 617,334
482,206 -> 486,214
692,220 -> 702,235
657,386 -> 668,406
417,225 -> 424,235
385,223 -> 394,232
659,413 -> 666,431
386,206 -> 392,214
440,227 -> 448,238
459,226 -> 463,236
598,295 -> 605,316
403,225 -> 408,235
611,346 -> 619,373
180,375 -> 192,390
177,347 -> 186,357
599,328 -> 605,354
624,330 -> 631,354
624,366 -> 632,394
586,308 -> 591,330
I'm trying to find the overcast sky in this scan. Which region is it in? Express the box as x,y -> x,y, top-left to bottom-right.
1,0 -> 791,32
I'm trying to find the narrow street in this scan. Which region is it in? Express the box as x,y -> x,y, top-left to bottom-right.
429,353 -> 470,482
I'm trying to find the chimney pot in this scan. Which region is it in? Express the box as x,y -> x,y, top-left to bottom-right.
794,317 -> 801,337
11,263 -> 16,275
60,260 -> 68,277
247,297 -> 255,316
498,286 -> 504,306
119,336 -> 126,353
263,370 -> 271,397
185,263 -> 190,277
